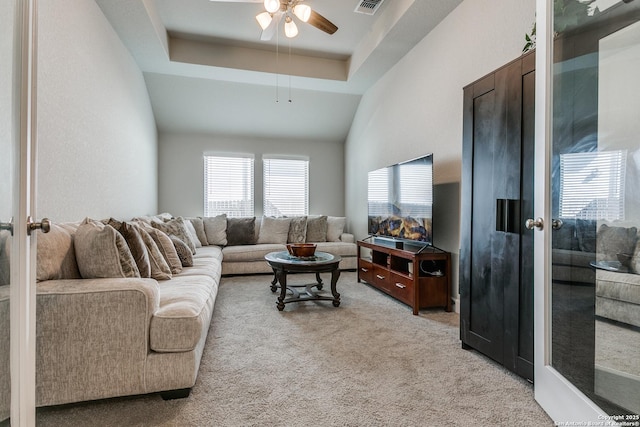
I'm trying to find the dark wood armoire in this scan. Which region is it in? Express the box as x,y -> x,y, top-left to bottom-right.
459,51 -> 535,382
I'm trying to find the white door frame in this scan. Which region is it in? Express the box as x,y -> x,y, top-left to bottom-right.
10,0 -> 37,425
533,0 -> 608,422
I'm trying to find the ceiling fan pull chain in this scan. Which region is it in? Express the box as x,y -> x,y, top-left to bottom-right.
288,39 -> 292,103
275,22 -> 280,103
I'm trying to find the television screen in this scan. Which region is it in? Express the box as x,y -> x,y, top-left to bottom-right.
367,154 -> 433,244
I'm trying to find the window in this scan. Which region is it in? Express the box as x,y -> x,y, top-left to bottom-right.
263,158 -> 308,217
204,155 -> 254,217
559,150 -> 626,221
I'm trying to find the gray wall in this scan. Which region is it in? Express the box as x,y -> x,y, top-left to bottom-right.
36,0 -> 158,222
158,133 -> 345,218
345,0 -> 536,310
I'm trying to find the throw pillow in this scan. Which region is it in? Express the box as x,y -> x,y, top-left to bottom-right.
226,217 -> 256,246
186,217 -> 209,246
170,236 -> 194,267
36,223 -> 82,282
257,217 -> 292,244
108,219 -> 152,278
327,216 -> 346,242
183,219 -> 202,248
74,219 -> 140,279
596,224 -> 638,262
142,225 -> 183,274
287,216 -> 307,243
131,223 -> 172,280
203,214 -> 227,246
151,217 -> 196,254
306,215 -> 327,242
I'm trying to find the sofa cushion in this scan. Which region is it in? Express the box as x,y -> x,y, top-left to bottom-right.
257,217 -> 291,244
306,215 -> 327,242
596,224 -> 637,262
152,217 -> 196,255
287,216 -> 307,243
186,217 -> 209,246
315,241 -> 358,258
327,216 -> 346,242
36,223 -> 81,282
226,217 -> 256,246
183,220 -> 202,248
142,225 -> 182,275
131,223 -> 172,281
222,244 -> 285,262
108,219 -> 151,278
203,214 -> 227,246
171,236 -> 194,267
74,219 -> 140,279
150,274 -> 218,352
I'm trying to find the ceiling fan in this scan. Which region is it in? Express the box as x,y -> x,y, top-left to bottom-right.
209,0 -> 338,40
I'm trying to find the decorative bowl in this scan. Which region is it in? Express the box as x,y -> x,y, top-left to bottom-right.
286,243 -> 317,258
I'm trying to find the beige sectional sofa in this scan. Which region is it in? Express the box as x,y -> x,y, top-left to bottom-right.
0,214 -> 356,416
219,215 -> 357,275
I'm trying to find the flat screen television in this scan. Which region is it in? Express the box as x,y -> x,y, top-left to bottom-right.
367,154 -> 433,246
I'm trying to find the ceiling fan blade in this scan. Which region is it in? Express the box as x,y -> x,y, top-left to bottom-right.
260,12 -> 283,41
307,9 -> 338,35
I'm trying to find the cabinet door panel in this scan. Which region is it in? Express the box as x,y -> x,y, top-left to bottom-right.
467,81 -> 504,363
461,53 -> 535,376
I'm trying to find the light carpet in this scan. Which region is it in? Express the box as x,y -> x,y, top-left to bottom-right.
36,272 -> 553,426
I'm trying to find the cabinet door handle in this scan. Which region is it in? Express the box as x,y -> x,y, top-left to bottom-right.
361,268 -> 369,272
395,283 -> 406,289
376,274 -> 385,280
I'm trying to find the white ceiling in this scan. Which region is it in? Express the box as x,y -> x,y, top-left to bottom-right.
96,0 -> 463,142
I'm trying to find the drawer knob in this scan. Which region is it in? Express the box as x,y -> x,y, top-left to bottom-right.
376,274 -> 385,280
395,283 -> 406,289
361,268 -> 369,272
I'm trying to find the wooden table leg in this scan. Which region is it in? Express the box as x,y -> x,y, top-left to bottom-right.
276,268 -> 287,311
330,268 -> 341,307
315,272 -> 323,290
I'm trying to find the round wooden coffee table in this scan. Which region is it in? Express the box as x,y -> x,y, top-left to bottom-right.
264,251 -> 342,311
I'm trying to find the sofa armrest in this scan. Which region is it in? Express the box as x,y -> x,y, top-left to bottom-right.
339,233 -> 355,243
35,278 -> 160,406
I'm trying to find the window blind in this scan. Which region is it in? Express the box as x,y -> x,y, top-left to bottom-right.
559,150 -> 626,221
263,158 -> 308,217
204,155 -> 254,217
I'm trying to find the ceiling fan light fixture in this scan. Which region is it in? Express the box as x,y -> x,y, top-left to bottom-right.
264,0 -> 280,13
293,4 -> 311,22
255,11 -> 272,30
284,15 -> 298,38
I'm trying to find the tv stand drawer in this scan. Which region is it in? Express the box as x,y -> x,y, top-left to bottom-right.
372,265 -> 391,291
358,259 -> 373,283
389,272 -> 413,305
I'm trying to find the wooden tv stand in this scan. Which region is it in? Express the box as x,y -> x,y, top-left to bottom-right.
357,240 -> 452,314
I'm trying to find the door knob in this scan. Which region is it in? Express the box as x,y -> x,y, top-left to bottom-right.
525,217 -> 544,231
552,219 -> 564,230
27,216 -> 51,235
0,218 -> 13,236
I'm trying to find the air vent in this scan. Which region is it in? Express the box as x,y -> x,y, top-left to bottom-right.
354,0 -> 385,15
